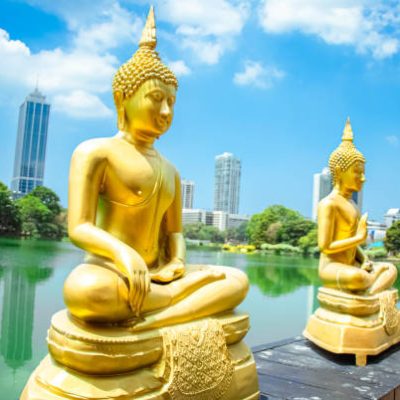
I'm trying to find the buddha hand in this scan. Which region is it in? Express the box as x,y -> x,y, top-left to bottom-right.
356,212 -> 368,242
150,258 -> 185,283
115,249 -> 150,316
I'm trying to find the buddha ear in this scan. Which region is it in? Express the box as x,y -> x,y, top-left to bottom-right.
114,91 -> 126,131
334,165 -> 341,185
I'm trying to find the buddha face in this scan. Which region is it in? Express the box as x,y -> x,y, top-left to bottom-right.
120,78 -> 176,142
337,161 -> 366,192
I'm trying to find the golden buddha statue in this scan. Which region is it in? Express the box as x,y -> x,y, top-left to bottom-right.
21,7 -> 259,399
304,118 -> 400,366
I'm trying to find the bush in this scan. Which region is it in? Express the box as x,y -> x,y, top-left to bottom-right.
365,248 -> 388,260
260,243 -> 301,255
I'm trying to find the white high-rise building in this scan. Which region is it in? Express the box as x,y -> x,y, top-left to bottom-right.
181,179 -> 194,209
11,88 -> 51,198
312,167 -> 363,221
312,168 -> 332,221
385,208 -> 400,228
214,152 -> 241,214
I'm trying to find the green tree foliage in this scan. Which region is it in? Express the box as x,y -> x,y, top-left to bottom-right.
298,228 -> 319,256
0,182 -> 21,236
30,186 -> 62,216
16,186 -> 66,240
184,223 -> 225,243
225,222 -> 249,243
385,221 -> 400,255
247,205 -> 316,247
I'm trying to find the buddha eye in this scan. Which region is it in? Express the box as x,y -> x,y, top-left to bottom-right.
149,91 -> 163,102
167,97 -> 176,106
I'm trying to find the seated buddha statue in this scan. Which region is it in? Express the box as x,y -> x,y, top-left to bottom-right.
318,118 -> 397,294
304,118 -> 399,367
63,7 -> 248,331
21,9 -> 259,398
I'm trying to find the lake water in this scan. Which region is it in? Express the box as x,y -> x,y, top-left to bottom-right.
0,238 -> 323,398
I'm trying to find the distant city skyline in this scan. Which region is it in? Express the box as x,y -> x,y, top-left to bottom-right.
1,1 -> 400,220
214,152 -> 241,214
11,88 -> 50,198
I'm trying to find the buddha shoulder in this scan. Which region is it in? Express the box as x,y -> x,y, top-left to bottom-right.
70,138 -> 113,169
318,195 -> 338,217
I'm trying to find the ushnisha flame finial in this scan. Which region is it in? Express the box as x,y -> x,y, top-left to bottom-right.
139,5 -> 157,49
342,116 -> 353,142
112,6 -> 178,101
329,117 -> 365,184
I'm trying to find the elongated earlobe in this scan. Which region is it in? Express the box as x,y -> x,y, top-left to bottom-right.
114,91 -> 126,131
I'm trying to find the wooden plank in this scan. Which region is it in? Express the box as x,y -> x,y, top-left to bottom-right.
256,357 -> 369,399
257,340 -> 400,392
254,338 -> 400,400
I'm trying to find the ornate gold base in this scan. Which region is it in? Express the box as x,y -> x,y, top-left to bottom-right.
21,311 -> 259,399
304,288 -> 400,366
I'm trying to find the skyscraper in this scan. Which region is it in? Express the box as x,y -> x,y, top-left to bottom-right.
312,167 -> 363,221
11,88 -> 51,197
312,167 -> 332,221
214,152 -> 241,214
181,179 -> 195,209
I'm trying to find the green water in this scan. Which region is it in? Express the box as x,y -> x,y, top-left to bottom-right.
0,238 -> 321,398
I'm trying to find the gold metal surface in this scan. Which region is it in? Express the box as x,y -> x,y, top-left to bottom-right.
22,7 -> 259,398
304,118 -> 400,366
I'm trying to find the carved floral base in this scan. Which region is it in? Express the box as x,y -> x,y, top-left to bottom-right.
21,310 -> 259,399
304,287 -> 400,366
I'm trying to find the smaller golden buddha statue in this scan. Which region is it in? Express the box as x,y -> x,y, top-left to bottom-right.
21,7 -> 259,400
304,118 -> 400,366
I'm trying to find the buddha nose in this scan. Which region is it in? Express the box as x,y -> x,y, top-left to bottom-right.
361,174 -> 366,183
160,99 -> 171,118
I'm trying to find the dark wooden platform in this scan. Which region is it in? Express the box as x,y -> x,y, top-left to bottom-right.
253,337 -> 400,400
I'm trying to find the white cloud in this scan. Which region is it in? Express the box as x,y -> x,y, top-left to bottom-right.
386,135 -> 399,147
258,0 -> 400,59
73,3 -> 142,52
0,2 -> 144,119
234,60 -> 285,89
168,60 -> 191,76
53,90 -> 113,118
157,0 -> 250,64
0,28 -> 117,117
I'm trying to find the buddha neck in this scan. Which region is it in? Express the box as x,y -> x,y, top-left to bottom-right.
333,186 -> 353,200
117,130 -> 158,155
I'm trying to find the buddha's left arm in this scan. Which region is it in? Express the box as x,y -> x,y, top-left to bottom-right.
165,169 -> 186,263
356,246 -> 367,264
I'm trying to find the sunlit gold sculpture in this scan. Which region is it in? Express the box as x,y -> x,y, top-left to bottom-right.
21,7 -> 259,399
304,118 -> 400,366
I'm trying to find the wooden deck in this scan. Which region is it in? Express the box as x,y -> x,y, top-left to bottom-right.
253,337 -> 400,400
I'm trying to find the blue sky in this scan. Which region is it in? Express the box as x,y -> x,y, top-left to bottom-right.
0,0 -> 399,220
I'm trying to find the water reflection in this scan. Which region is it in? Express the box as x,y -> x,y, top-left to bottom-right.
0,239 -> 54,369
246,259 -> 320,297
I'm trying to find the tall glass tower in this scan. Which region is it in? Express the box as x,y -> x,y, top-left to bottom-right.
181,179 -> 195,209
214,152 -> 241,214
11,88 -> 51,197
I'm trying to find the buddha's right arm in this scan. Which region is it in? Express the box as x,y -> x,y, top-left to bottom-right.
67,142 -> 145,274
318,202 -> 365,255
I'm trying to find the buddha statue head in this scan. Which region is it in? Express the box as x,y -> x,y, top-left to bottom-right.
329,118 -> 366,192
112,6 -> 178,141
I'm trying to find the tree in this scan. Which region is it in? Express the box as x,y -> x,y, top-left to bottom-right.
385,221 -> 400,255
16,186 -> 66,240
183,223 -> 225,243
17,195 -> 52,238
279,219 -> 316,246
225,222 -> 249,243
30,186 -> 62,216
0,182 -> 21,236
247,205 -> 315,246
298,228 -> 319,255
